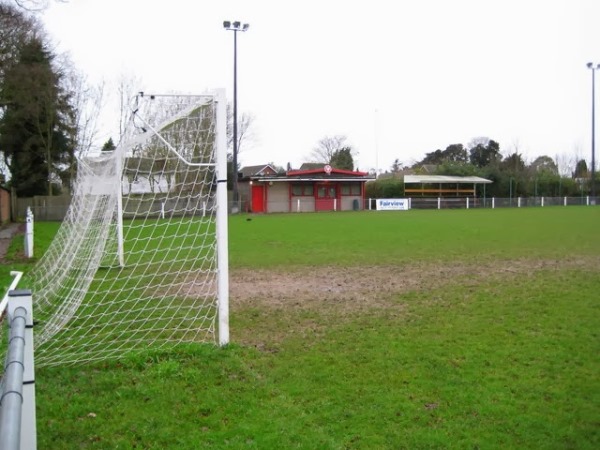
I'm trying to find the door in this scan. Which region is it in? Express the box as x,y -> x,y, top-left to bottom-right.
315,183 -> 337,211
251,184 -> 265,213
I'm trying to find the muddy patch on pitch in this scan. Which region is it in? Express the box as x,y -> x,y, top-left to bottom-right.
227,256 -> 599,349
230,256 -> 600,311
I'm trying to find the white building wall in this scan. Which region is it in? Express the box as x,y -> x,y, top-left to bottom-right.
267,183 -> 289,213
290,196 -> 315,212
341,196 -> 362,211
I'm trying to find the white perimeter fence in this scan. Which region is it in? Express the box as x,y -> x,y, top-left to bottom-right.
224,195 -> 598,213
367,195 -> 597,211
16,195 -> 599,219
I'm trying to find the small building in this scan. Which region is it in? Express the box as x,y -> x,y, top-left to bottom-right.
404,175 -> 493,197
239,164 -> 375,213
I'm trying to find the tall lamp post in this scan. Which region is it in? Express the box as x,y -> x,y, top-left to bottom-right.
224,20 -> 249,212
587,62 -> 599,199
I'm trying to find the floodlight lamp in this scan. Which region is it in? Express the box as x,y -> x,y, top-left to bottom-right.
587,62 -> 594,69
233,21 -> 241,29
223,21 -> 231,28
243,23 -> 249,31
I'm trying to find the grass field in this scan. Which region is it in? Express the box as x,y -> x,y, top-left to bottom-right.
1,207 -> 599,449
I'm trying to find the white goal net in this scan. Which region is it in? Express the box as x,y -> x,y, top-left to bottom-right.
28,90 -> 229,367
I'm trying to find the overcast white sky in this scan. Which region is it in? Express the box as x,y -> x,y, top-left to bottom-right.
42,0 -> 600,173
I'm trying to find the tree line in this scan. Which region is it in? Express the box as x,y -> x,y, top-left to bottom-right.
368,138 -> 596,199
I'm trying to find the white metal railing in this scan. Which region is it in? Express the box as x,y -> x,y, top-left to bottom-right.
225,196 -> 598,213
0,278 -> 36,450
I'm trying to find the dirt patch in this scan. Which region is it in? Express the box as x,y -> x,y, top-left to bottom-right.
230,256 -> 600,311
228,256 -> 600,349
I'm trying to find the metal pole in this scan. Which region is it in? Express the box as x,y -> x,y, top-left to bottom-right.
232,30 -> 239,207
224,21 -> 248,211
591,65 -> 596,198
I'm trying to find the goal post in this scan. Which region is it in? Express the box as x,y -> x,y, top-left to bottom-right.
215,89 -> 230,346
28,89 -> 230,366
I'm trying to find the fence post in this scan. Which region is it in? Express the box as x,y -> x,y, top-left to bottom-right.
518,197 -> 521,208
541,197 -> 544,207
24,207 -> 33,258
587,195 -> 590,206
333,198 -> 337,212
437,197 -> 441,210
466,197 -> 469,209
492,197 -> 495,209
564,196 -> 567,206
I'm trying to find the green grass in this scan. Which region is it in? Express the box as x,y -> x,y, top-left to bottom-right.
1,207 -> 599,448
228,207 -> 600,267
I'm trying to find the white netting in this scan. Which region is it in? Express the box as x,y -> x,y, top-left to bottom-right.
28,91 -> 228,366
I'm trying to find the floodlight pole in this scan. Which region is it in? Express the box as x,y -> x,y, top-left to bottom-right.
588,62 -> 599,199
224,20 -> 249,211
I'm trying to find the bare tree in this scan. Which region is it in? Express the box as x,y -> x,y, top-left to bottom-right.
11,0 -> 66,12
226,103 -> 255,156
61,63 -> 105,158
116,73 -> 143,140
390,158 -> 404,173
555,152 -> 573,178
310,135 -> 348,163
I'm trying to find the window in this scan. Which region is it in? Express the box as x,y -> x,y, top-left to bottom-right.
341,183 -> 361,196
292,184 -> 313,196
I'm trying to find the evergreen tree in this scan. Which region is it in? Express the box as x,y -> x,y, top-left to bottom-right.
101,137 -> 116,151
329,147 -> 354,170
469,139 -> 501,168
0,37 -> 74,196
573,159 -> 588,178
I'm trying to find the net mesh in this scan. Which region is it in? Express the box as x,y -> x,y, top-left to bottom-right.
29,92 -> 227,366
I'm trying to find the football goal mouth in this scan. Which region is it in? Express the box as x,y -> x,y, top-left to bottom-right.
28,90 -> 230,367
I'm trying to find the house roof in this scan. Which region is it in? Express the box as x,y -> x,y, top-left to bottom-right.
298,162 -> 325,171
241,164 -> 375,182
240,164 -> 278,177
404,175 -> 493,184
287,166 -> 369,178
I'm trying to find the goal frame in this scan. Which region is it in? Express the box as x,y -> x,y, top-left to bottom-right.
125,89 -> 230,345
115,89 -> 229,345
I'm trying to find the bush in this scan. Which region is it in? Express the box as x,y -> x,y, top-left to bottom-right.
365,178 -> 404,198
